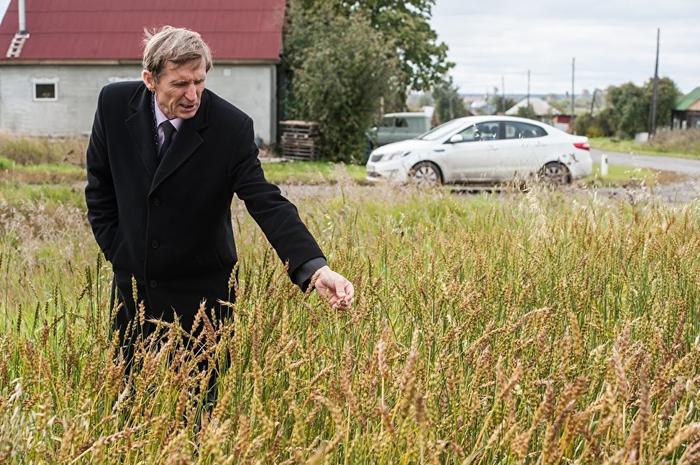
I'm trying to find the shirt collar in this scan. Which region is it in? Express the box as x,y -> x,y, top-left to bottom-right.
152,94 -> 183,131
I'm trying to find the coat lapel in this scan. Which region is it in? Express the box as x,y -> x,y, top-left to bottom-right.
149,91 -> 210,196
125,84 -> 158,178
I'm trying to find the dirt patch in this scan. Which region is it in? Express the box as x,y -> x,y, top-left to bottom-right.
273,176 -> 700,206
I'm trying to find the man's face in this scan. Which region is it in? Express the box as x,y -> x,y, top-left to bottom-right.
142,59 -> 207,119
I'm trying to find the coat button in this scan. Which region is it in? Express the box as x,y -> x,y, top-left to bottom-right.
151,240 -> 159,249
152,197 -> 161,207
149,280 -> 157,288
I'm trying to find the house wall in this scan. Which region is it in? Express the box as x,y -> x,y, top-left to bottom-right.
0,64 -> 276,143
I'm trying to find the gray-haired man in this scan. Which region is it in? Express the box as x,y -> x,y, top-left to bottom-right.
85,26 -> 353,367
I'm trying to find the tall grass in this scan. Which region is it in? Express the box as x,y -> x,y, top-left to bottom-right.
1,186 -> 700,463
0,132 -> 88,166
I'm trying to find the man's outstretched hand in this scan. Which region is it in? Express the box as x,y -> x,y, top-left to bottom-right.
312,266 -> 354,310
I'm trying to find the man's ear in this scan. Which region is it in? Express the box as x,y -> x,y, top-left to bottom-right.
142,70 -> 155,92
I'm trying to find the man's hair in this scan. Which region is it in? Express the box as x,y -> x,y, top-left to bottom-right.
142,26 -> 212,81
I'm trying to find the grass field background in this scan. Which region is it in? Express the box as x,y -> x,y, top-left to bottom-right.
2,165 -> 700,463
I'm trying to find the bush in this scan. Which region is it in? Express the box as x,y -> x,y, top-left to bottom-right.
573,112 -> 613,138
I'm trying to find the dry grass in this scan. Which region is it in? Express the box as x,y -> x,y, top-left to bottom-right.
1,185 -> 700,463
0,132 -> 88,166
651,129 -> 700,155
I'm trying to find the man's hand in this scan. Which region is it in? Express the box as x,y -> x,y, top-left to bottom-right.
311,266 -> 354,309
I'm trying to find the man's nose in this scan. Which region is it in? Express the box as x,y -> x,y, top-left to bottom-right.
184,84 -> 197,101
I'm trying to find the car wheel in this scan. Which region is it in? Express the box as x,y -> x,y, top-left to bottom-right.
409,161 -> 442,186
539,162 -> 571,185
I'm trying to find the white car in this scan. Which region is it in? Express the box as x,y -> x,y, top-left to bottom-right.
365,116 -> 593,185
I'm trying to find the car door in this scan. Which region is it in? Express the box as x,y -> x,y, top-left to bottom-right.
502,121 -> 549,177
375,116 -> 395,145
441,121 -> 507,182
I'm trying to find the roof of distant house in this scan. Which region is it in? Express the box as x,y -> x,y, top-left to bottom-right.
0,0 -> 286,62
505,97 -> 561,116
675,87 -> 700,111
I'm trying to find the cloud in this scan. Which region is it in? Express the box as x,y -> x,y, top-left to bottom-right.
431,0 -> 699,94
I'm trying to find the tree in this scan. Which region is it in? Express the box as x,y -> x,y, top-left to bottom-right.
284,4 -> 399,162
293,0 -> 452,108
491,95 -> 516,113
432,77 -> 467,125
644,77 -> 680,132
606,82 -> 648,138
516,105 -> 538,120
605,77 -> 680,138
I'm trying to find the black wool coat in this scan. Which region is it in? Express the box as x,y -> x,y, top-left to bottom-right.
85,81 -> 324,331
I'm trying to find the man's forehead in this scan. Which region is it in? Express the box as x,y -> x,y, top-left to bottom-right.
164,60 -> 206,79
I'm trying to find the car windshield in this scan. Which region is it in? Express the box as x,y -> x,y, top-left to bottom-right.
417,119 -> 467,141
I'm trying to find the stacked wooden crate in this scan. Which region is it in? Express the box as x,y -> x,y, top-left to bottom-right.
280,120 -> 320,160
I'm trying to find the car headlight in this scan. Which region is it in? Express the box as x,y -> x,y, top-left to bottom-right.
384,151 -> 411,161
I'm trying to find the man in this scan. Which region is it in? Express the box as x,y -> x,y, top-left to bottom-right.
85,26 -> 353,355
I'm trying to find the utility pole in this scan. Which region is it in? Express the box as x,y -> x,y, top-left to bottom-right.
526,70 -> 531,108
571,57 -> 575,133
649,28 -> 660,138
501,75 -> 505,112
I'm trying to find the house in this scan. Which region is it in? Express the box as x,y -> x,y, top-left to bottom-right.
0,0 -> 285,143
505,97 -> 560,119
672,87 -> 700,130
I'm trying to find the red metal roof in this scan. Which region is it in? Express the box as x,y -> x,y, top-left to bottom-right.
0,0 -> 286,62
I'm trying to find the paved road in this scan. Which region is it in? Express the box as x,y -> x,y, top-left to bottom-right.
590,149 -> 700,176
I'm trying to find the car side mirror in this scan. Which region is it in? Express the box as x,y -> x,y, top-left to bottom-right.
448,134 -> 463,144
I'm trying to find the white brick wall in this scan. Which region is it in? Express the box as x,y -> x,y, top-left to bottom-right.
0,63 -> 276,143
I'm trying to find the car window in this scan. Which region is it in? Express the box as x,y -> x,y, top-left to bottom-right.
379,117 -> 394,128
395,118 -> 409,128
455,125 -> 479,142
475,122 -> 500,140
408,117 -> 427,130
504,122 -> 547,139
418,119 -> 466,141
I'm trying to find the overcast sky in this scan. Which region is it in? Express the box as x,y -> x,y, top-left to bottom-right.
430,0 -> 699,96
1,0 -> 697,96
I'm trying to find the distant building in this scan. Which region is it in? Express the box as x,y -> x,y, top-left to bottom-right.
0,0 -> 285,142
672,87 -> 700,130
505,97 -> 560,118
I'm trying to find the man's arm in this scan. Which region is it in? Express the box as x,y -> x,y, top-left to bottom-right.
85,88 -> 119,260
230,118 -> 353,307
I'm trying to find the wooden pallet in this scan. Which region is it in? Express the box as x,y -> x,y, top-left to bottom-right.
280,120 -> 320,160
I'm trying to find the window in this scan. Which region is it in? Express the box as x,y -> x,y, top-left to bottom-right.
504,122 -> 547,139
33,79 -> 58,101
379,117 -> 394,128
418,119 -> 465,141
455,125 -> 479,142
395,117 -> 408,128
475,121 -> 500,140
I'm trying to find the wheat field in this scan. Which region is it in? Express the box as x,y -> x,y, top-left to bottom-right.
1,183 -> 699,464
